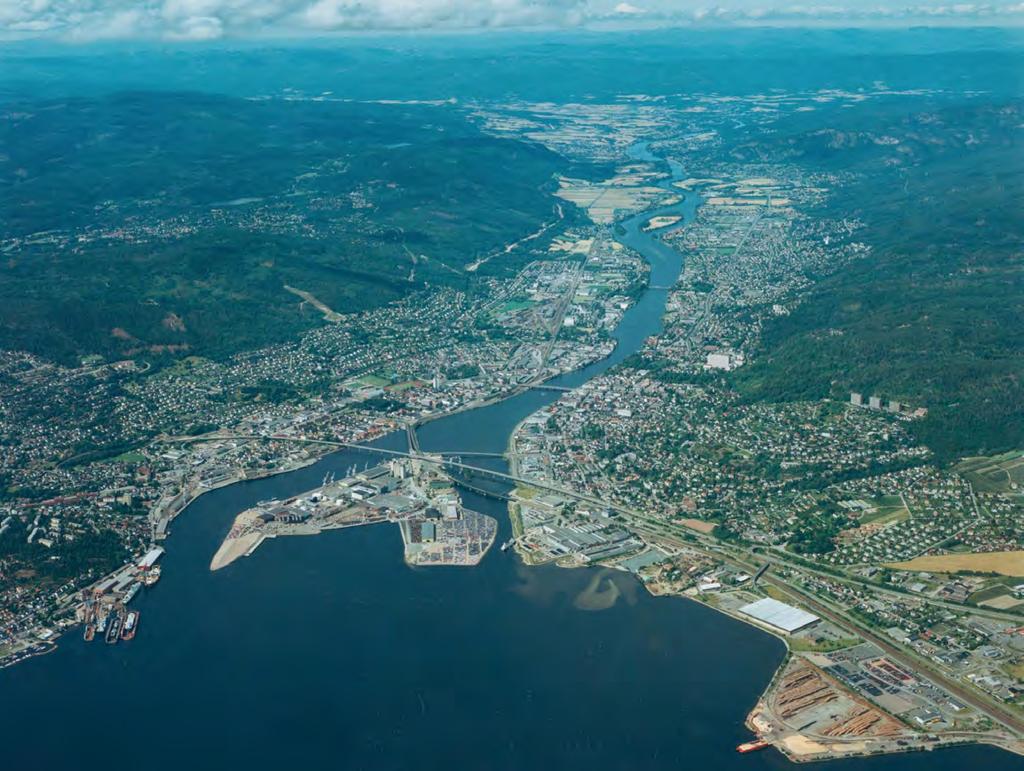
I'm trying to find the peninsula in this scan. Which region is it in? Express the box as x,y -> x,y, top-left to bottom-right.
211,455 -> 497,571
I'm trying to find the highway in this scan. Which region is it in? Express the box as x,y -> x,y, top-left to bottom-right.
632,526 -> 1024,738
760,569 -> 1024,737
759,551 -> 1024,625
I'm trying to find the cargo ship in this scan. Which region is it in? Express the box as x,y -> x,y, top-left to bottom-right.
120,611 -> 139,641
736,739 -> 770,754
500,539 -> 514,552
142,566 -> 161,587
122,582 -> 141,605
83,623 -> 96,642
105,612 -> 123,644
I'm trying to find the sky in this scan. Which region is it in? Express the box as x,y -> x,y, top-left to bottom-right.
2,0 -> 1024,42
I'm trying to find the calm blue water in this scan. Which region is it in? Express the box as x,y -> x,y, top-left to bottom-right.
1,442 -> 1018,770
2,143 -> 1019,771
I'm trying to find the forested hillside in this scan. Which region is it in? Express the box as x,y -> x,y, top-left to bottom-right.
733,101 -> 1023,462
0,93 -> 568,364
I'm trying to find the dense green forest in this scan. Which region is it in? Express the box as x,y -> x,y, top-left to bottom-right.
0,93 -> 569,364
733,101 -> 1023,463
0,518 -> 127,591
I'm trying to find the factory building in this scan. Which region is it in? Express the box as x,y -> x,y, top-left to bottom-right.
738,598 -> 820,634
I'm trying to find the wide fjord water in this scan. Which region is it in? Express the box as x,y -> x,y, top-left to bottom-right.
2,443 -> 1017,770
2,144 -> 1019,771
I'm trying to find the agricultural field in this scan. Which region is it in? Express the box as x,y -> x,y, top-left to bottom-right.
887,550 -> 1024,577
957,451 -> 1024,494
555,168 -> 671,224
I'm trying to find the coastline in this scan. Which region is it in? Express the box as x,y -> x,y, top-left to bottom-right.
506,407 -> 1024,764
0,447 -> 331,667
7,132 -> 1019,769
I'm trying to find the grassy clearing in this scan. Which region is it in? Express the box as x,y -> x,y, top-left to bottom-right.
514,485 -> 539,500
1003,661 -> 1024,680
494,299 -> 535,315
356,374 -> 391,388
111,451 -> 147,464
790,637 -> 862,653
509,503 -> 525,539
765,585 -> 790,602
861,504 -> 909,526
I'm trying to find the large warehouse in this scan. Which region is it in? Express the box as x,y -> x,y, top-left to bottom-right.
738,597 -> 820,634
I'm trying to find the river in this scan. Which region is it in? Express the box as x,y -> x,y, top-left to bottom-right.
1,144 -> 1019,771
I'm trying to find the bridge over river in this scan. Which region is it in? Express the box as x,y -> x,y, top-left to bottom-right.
169,432 -> 637,516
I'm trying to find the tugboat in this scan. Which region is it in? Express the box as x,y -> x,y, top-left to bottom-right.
120,611 -> 139,641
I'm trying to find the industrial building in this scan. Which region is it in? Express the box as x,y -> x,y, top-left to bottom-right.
738,597 -> 820,634
704,351 -> 744,371
137,547 -> 164,570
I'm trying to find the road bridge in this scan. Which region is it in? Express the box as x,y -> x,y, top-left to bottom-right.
405,423 -> 421,453
446,475 -> 512,501
171,432 -> 614,512
529,384 -> 573,393
437,451 -> 506,459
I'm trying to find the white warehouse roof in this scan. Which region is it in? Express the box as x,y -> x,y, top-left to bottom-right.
138,546 -> 165,569
739,597 -> 819,634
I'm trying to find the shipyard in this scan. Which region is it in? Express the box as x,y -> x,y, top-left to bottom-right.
76,546 -> 162,648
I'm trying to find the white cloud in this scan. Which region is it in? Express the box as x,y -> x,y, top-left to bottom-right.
164,13 -> 222,38
1,0 -> 1023,40
297,0 -> 582,30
